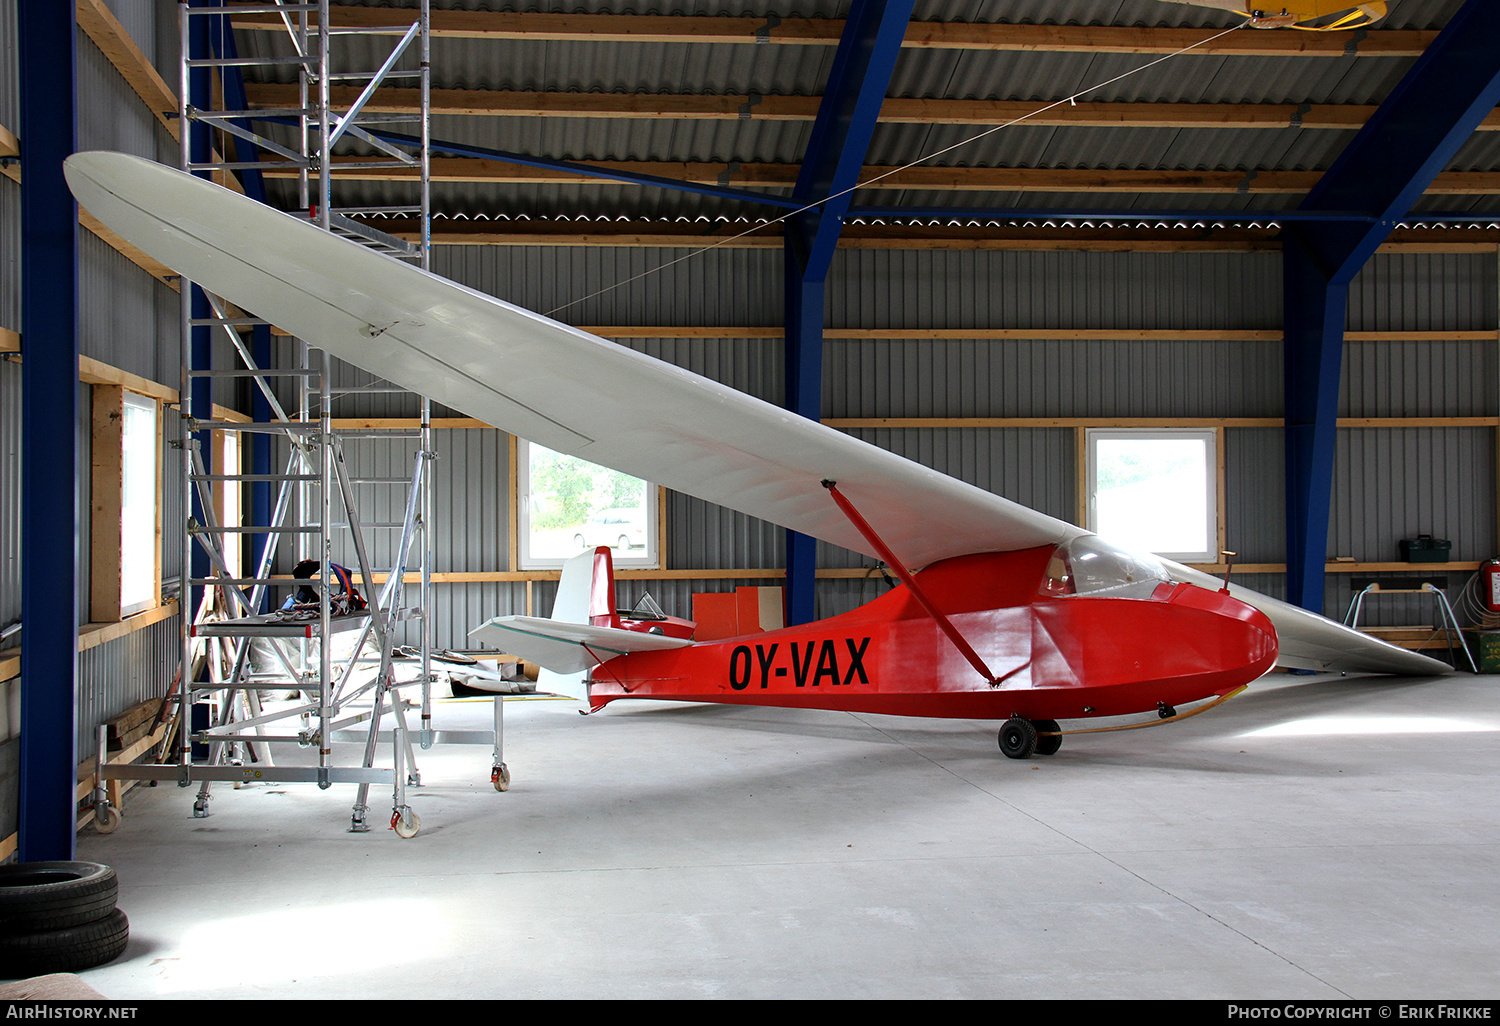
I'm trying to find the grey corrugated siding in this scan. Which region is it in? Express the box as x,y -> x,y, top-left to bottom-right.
825,249 -> 1283,331
1331,428 -> 1496,563
79,228 -> 181,385
0,361 -> 18,659
431,246 -> 784,328
77,18 -> 174,162
0,178 -> 17,333
0,0 -> 14,134
1224,427 -> 1285,566
76,613 -> 179,754
1347,252 -> 1499,332
825,338 -> 1281,419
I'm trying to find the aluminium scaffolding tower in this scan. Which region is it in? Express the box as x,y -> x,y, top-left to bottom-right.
95,1 -> 506,839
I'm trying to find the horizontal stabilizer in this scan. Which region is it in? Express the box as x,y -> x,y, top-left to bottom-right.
469,616 -> 692,674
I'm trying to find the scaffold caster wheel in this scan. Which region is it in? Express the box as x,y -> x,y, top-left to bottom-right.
492,764 -> 511,792
350,806 -> 370,833
391,808 -> 420,839
192,797 -> 211,818
95,805 -> 121,834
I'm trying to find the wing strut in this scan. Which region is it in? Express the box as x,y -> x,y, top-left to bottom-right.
822,480 -> 1002,686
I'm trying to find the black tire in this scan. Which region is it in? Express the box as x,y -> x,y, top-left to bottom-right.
1034,719 -> 1062,756
0,907 -> 129,978
998,717 -> 1038,759
0,862 -> 118,935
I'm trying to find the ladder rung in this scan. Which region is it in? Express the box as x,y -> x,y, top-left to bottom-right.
199,108 -> 315,120
315,160 -> 422,171
190,473 -> 321,482
187,56 -> 317,67
189,578 -> 293,587
188,369 -> 320,378
328,25 -> 421,36
189,317 -> 270,327
189,525 -> 321,534
329,69 -> 424,79
187,160 -> 306,173
187,420 -> 319,434
186,3 -> 318,13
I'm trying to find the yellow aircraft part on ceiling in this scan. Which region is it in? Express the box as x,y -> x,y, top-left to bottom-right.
1164,2 -> 1387,30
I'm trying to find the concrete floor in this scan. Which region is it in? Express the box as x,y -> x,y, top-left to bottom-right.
53,669 -> 1500,1000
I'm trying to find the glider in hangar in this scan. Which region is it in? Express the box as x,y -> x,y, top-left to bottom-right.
63,152 -> 1448,759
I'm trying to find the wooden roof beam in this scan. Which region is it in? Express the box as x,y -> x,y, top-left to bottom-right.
266,156 -> 1500,196
246,84 -> 1499,132
229,6 -> 1434,56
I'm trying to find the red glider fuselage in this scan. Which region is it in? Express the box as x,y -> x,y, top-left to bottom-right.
587,545 -> 1278,722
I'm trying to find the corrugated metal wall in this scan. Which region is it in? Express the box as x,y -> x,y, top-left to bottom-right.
0,178 -> 16,333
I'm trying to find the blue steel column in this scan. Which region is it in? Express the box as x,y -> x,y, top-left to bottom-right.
1281,0 -> 1500,611
18,4 -> 80,860
186,3 -> 214,622
782,251 -> 824,626
782,0 -> 913,624
1281,243 -> 1349,612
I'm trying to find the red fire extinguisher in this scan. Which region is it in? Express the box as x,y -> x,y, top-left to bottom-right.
1485,558 -> 1500,614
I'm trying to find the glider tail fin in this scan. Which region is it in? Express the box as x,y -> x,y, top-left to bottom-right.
538,546 -> 616,702
551,545 -> 617,626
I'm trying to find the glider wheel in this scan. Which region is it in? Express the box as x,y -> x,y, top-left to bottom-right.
998,717 -> 1039,760
1033,720 -> 1062,756
1157,702 -> 1177,720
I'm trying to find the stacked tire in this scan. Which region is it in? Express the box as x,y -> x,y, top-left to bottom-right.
0,862 -> 129,978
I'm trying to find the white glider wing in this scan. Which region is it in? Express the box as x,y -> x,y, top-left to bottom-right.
63,152 -> 1449,677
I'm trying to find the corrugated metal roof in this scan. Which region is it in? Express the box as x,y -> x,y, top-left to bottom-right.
218,0 -> 1500,226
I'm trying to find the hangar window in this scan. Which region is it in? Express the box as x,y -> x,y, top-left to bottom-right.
1085,428 -> 1218,564
516,439 -> 660,570
213,429 -> 242,579
91,386 -> 162,620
